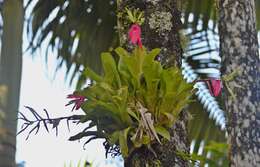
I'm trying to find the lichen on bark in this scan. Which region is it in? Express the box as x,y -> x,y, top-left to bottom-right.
148,11 -> 173,34
219,0 -> 260,166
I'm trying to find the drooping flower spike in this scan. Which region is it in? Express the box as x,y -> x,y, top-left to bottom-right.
66,94 -> 86,111
195,78 -> 222,97
128,24 -> 142,48
205,79 -> 222,97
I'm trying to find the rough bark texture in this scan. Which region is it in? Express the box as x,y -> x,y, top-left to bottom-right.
0,0 -> 24,167
219,0 -> 260,166
117,0 -> 189,166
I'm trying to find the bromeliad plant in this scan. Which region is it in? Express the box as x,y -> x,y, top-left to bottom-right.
67,46 -> 194,158
18,7 -> 193,159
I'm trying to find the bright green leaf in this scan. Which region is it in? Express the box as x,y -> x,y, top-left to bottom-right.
83,68 -> 102,82
155,126 -> 170,141
101,52 -> 121,88
119,127 -> 131,157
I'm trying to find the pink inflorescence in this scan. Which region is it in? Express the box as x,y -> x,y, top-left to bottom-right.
66,94 -> 86,111
128,24 -> 142,48
206,79 -> 222,97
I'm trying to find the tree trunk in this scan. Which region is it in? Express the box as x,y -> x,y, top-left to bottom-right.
0,0 -> 24,167
117,1 -> 189,166
219,0 -> 260,166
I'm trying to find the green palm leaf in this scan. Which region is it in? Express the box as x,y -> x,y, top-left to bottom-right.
27,0 -> 117,81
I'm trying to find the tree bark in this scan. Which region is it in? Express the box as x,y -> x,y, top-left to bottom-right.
0,0 -> 24,167
117,1 -> 189,166
219,0 -> 260,166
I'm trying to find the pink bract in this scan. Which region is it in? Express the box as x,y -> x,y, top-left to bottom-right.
207,79 -> 222,97
66,94 -> 86,111
128,24 -> 142,48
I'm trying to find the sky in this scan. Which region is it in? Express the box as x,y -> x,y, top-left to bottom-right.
15,49 -> 124,167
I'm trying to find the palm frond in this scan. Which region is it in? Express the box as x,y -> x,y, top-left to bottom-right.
27,0 -> 117,83
186,101 -> 227,166
183,0 -> 217,33
182,1 -> 227,152
184,0 -> 260,31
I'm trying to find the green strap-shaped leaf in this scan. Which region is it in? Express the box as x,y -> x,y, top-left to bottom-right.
147,48 -> 161,59
118,52 -> 140,90
115,47 -> 130,57
115,47 -> 141,90
83,68 -> 102,82
119,127 -> 131,157
127,108 -> 139,121
109,131 -> 120,145
101,52 -> 121,88
155,125 -> 170,141
161,68 -> 182,93
159,92 -> 177,114
143,49 -> 162,89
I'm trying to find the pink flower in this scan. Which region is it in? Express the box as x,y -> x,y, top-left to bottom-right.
206,79 -> 222,97
128,24 -> 142,48
66,94 -> 86,111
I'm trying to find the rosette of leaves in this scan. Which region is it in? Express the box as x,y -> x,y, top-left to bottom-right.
71,47 -> 193,158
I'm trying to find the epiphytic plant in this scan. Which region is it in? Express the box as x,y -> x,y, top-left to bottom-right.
67,46 -> 194,157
